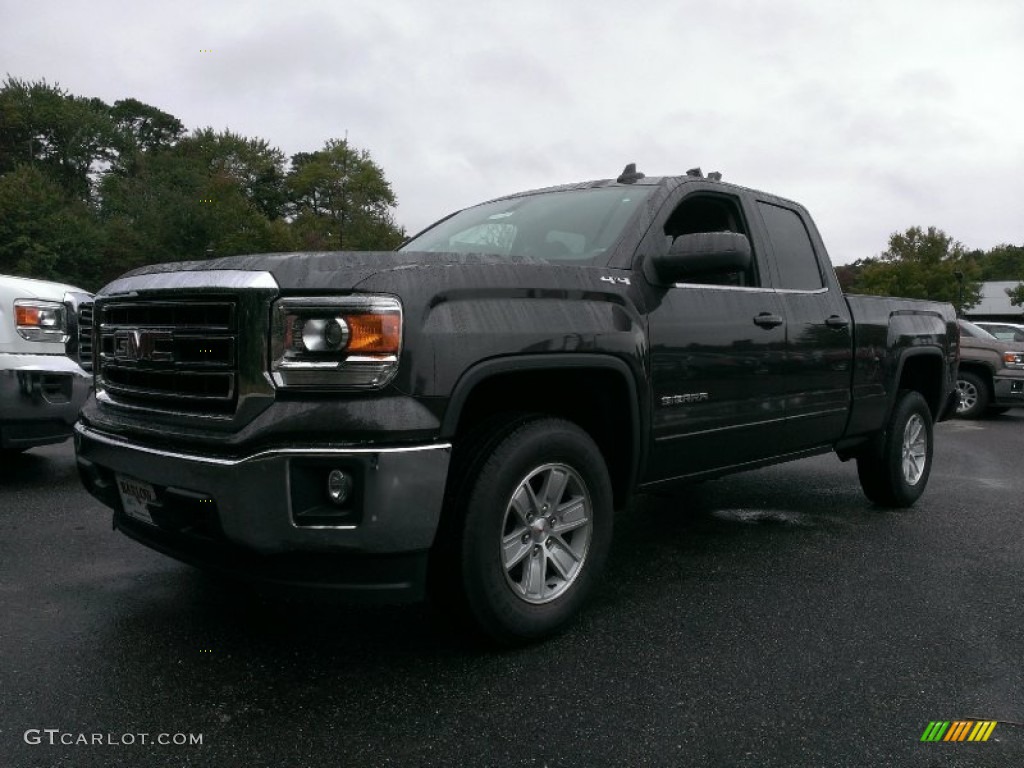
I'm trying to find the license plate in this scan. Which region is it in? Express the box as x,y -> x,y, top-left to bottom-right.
116,474 -> 157,525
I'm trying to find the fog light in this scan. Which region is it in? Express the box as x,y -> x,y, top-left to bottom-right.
327,469 -> 353,505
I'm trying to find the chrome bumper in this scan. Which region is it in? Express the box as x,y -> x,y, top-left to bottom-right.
75,423 -> 452,555
75,423 -> 452,598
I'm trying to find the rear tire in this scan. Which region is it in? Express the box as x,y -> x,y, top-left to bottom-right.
856,390 -> 933,508
433,416 -> 613,644
956,371 -> 989,419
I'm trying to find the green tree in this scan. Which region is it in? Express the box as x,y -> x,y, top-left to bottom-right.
850,226 -> 981,314
1,80 -> 409,289
0,76 -> 117,203
0,164 -> 102,287
98,128 -> 294,270
976,243 -> 1024,281
107,98 -> 185,176
833,263 -> 861,293
1007,283 -> 1024,307
287,139 -> 404,250
110,98 -> 185,153
183,128 -> 289,221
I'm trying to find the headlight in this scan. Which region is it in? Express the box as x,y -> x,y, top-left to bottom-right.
1003,351 -> 1024,369
270,295 -> 402,389
14,300 -> 68,343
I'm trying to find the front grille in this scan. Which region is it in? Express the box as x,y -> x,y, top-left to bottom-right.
77,301 -> 94,372
97,298 -> 238,415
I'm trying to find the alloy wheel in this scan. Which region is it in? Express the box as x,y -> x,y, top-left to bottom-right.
500,463 -> 592,604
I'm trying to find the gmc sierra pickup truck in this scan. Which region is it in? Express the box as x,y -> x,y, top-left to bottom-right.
75,165 -> 958,643
955,318 -> 1024,417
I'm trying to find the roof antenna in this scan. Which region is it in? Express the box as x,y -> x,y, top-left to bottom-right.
617,163 -> 645,184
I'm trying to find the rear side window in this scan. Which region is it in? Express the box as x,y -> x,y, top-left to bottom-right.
758,203 -> 823,290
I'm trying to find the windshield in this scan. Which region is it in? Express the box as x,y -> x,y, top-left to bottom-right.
400,186 -> 653,264
960,320 -> 995,339
978,323 -> 1024,341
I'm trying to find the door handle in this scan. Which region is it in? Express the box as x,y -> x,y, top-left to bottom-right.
825,315 -> 850,329
753,313 -> 784,329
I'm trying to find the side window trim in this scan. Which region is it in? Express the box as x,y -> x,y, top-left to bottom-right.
669,282 -> 778,294
772,286 -> 830,295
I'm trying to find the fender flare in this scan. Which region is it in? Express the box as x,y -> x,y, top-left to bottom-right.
888,347 -> 950,417
440,353 -> 646,495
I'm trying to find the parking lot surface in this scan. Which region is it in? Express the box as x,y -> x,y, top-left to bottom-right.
3,414 -> 1023,767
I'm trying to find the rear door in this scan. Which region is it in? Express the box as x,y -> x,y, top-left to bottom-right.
754,199 -> 854,451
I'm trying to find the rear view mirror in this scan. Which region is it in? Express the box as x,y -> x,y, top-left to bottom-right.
650,232 -> 752,284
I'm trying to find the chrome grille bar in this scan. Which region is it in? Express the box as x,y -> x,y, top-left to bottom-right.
77,301 -> 94,373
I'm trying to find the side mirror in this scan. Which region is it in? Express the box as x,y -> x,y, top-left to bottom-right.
650,232 -> 752,284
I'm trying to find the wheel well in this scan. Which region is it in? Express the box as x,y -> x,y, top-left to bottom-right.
954,363 -> 994,396
898,354 -> 949,417
451,368 -> 635,508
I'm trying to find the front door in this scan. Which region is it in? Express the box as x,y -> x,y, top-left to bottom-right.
643,191 -> 789,482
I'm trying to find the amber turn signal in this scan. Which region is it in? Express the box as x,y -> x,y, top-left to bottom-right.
346,313 -> 401,355
15,305 -> 42,326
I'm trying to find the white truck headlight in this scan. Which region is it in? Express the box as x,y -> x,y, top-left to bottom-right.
270,296 -> 402,389
14,299 -> 68,343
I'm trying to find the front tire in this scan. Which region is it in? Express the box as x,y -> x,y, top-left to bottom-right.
445,417 -> 613,644
856,390 -> 933,508
956,371 -> 989,419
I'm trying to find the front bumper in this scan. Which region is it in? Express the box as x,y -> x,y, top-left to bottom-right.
0,353 -> 92,450
992,370 -> 1024,407
75,423 -> 451,600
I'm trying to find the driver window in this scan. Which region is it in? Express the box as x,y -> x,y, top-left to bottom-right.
663,195 -> 757,287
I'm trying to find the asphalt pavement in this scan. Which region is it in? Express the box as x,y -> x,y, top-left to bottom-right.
2,414 -> 1023,767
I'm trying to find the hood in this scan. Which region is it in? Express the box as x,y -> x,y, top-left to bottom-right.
1,273 -> 88,299
116,251 -> 541,292
960,333 -> 1024,353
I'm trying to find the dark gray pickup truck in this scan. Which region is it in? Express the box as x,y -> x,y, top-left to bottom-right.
955,319 -> 1024,417
75,165 -> 959,642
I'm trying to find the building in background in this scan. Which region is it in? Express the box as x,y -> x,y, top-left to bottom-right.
964,281 -> 1024,322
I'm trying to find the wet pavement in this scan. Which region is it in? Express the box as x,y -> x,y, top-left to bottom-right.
2,414 -> 1023,767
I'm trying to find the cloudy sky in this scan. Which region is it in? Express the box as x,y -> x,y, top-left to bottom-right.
3,0 -> 1023,264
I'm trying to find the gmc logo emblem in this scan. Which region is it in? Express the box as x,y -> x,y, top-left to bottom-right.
113,330 -> 174,362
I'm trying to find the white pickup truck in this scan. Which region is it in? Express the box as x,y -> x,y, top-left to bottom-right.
0,274 -> 93,453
